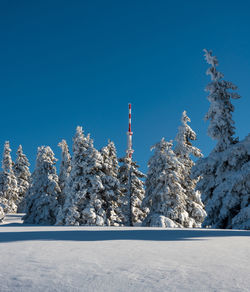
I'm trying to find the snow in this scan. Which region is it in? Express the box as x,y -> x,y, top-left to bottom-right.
0,214 -> 250,292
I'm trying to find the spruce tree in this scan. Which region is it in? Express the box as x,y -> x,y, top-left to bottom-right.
118,156 -> 147,226
203,49 -> 240,152
57,139 -> 71,206
13,145 -> 31,212
0,204 -> 5,222
0,141 -> 19,213
100,140 -> 123,226
175,111 -> 206,227
58,127 -> 106,226
193,134 -> 250,229
143,138 -> 187,228
23,146 -> 60,225
192,49 -> 250,229
56,139 -> 72,223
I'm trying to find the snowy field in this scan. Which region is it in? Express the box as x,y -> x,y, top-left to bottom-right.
0,214 -> 250,292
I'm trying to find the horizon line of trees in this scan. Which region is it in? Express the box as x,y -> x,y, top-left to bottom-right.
0,49 -> 249,230
0,109 -> 204,228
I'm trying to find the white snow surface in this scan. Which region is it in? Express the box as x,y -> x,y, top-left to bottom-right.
0,214 -> 250,292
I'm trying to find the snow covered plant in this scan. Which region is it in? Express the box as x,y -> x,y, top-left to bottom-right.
13,145 -> 31,213
57,139 -> 71,206
23,146 -> 61,225
118,156 -> 147,226
0,203 -> 5,222
175,111 -> 206,227
193,135 -> 250,229
192,49 -> 250,230
57,127 -> 104,225
56,139 -> 72,223
143,138 -> 187,228
57,127 -> 110,226
203,48 -> 240,153
0,141 -> 19,213
100,140 -> 123,226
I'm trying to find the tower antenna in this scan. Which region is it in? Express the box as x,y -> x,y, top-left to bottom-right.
126,103 -> 134,160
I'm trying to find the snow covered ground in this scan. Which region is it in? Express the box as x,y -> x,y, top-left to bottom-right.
0,214 -> 250,292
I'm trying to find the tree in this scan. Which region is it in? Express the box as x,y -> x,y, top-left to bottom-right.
143,138 -> 188,228
100,140 -> 123,226
57,127 -> 107,226
56,140 -> 72,223
175,111 -> 202,159
0,204 -> 5,222
118,156 -> 147,226
192,49 -> 250,230
193,134 -> 250,229
23,146 -> 60,225
57,139 -> 71,206
13,145 -> 31,212
203,49 -> 240,152
0,141 -> 19,213
175,111 -> 206,227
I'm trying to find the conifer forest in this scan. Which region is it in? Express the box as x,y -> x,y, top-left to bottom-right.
1,49 -> 249,230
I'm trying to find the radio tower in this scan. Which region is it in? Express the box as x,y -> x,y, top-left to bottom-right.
126,103 -> 134,160
126,103 -> 134,226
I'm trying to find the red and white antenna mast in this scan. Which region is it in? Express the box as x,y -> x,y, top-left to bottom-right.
126,103 -> 134,160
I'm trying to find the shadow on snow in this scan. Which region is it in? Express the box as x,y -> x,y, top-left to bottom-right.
0,214 -> 249,243
0,228 -> 249,243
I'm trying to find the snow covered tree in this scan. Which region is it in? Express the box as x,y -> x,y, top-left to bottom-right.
192,49 -> 250,230
23,146 -> 60,225
143,138 -> 189,228
57,127 -> 107,226
0,142 -> 19,213
175,111 -> 206,227
203,49 -> 240,152
193,134 -> 250,229
117,156 -> 147,226
0,203 -> 5,222
101,140 -> 119,179
2,141 -> 13,173
13,145 -> 31,212
175,111 -> 202,160
100,140 -> 123,226
57,140 -> 71,206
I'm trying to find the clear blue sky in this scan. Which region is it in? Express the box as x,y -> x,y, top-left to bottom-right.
0,0 -> 250,172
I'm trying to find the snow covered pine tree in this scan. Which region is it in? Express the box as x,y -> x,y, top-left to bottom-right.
58,127 -> 108,226
175,111 -> 206,227
203,49 -> 240,152
192,49 -> 250,229
13,145 -> 31,212
118,156 -> 147,226
57,140 -> 71,205
100,140 -> 124,226
0,203 -> 4,222
55,140 -> 72,224
0,141 -> 19,213
23,146 -> 60,225
143,138 -> 188,228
